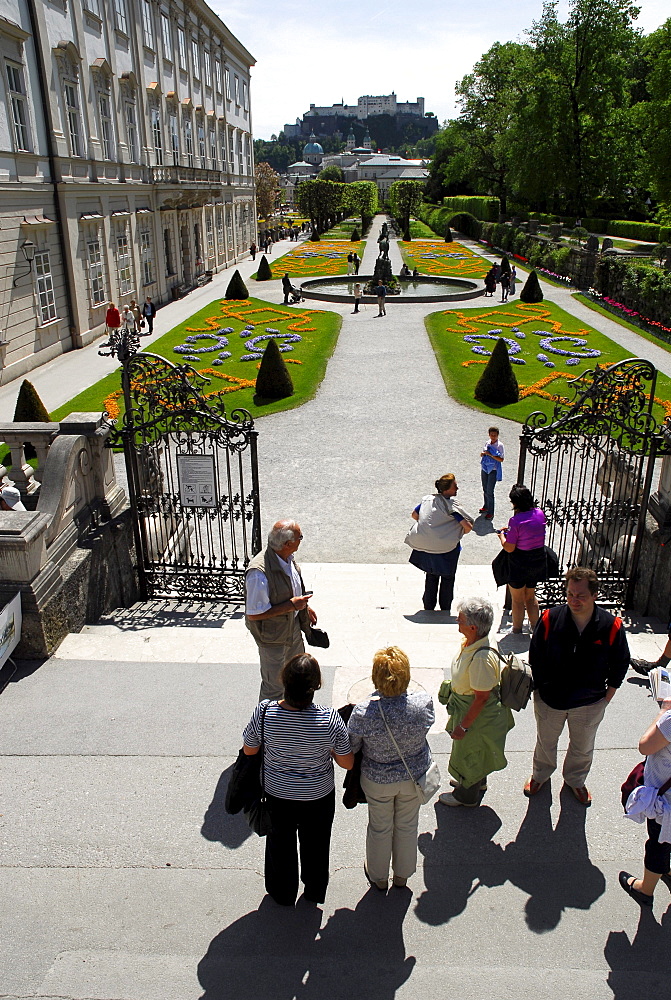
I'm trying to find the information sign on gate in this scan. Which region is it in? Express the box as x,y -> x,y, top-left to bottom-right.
176,454 -> 217,508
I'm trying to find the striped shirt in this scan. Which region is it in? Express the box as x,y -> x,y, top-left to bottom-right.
243,700 -> 351,801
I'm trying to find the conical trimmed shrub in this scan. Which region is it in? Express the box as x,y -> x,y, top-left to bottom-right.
255,338 -> 294,401
444,226 -> 453,242
310,229 -> 320,241
520,269 -> 544,303
14,380 -> 50,422
225,269 -> 249,299
499,255 -> 512,275
255,255 -> 272,281
350,228 -> 360,241
474,338 -> 519,405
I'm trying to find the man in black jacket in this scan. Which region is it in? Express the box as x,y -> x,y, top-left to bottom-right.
525,566 -> 630,805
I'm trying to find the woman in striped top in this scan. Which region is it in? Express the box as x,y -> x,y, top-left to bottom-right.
242,654 -> 353,906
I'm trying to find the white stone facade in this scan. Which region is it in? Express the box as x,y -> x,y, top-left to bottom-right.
305,94 -> 425,121
0,0 -> 256,386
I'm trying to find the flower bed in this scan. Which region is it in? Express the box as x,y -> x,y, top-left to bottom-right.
398,239 -> 490,280
50,297 -> 342,424
263,240 -> 366,279
424,300 -> 671,424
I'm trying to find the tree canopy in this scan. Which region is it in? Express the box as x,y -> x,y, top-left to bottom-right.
254,162 -> 281,221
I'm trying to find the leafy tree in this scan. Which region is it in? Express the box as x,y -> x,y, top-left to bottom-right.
636,18 -> 671,210
255,339 -> 294,401
296,179 -> 346,233
653,242 -> 669,265
255,162 -> 281,221
344,181 -> 378,232
225,270 -> 249,299
319,165 -> 345,183
388,180 -> 424,233
474,339 -> 519,404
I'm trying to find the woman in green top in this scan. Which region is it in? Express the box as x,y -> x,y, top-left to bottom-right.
439,596 -> 514,807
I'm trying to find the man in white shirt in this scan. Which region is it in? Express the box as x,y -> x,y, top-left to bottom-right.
245,520 -> 317,700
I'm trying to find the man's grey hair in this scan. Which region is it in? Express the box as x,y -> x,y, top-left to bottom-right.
457,597 -> 494,639
268,520 -> 300,551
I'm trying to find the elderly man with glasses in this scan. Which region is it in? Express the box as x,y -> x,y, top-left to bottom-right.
245,520 -> 317,701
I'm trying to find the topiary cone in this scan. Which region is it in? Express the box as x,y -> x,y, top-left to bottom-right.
499,254 -> 511,275
255,338 -> 294,401
474,338 -> 519,405
520,269 -> 543,303
445,226 -> 453,242
310,229 -> 320,241
13,380 -> 50,422
256,256 -> 273,281
225,269 -> 249,299
350,228 -> 360,241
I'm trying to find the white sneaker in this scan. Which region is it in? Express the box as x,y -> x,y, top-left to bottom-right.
438,792 -> 479,808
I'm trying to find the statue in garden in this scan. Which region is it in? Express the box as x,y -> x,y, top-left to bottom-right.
378,239 -> 389,260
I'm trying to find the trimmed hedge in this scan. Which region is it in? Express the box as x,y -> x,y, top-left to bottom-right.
526,213 -> 671,242
418,203 -> 483,239
441,195 -> 499,223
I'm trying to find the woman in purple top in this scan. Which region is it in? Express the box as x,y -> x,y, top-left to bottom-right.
497,484 -> 547,634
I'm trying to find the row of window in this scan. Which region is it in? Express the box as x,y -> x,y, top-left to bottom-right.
83,0 -> 248,109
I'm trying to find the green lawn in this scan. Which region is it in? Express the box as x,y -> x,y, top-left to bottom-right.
425,299 -> 671,425
572,293 -> 671,356
408,219 -> 438,239
50,297 -> 342,423
321,217 -> 364,239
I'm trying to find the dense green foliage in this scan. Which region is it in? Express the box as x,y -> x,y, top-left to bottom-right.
296,178 -> 346,233
388,180 -> 425,233
343,181 -> 379,231
319,165 -> 345,183
13,380 -> 50,423
442,196 -> 500,222
474,339 -> 519,405
417,204 -> 483,239
255,162 -> 281,220
225,270 -> 249,299
255,338 -> 294,401
426,1 -> 671,222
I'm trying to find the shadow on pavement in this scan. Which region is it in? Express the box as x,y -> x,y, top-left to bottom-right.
605,905 -> 671,998
99,600 -> 245,630
0,656 -> 47,694
403,611 -> 456,625
414,787 -> 605,933
201,764 -> 254,849
198,888 -> 415,1000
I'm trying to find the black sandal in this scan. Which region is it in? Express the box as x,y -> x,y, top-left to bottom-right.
619,870 -> 653,907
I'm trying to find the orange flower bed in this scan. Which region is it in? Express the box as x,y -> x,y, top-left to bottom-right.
103,368 -> 259,420
267,240 -> 366,278
400,240 -> 490,279
184,299 -> 320,333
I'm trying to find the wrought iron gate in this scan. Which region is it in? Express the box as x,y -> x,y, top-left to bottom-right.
517,358 -> 663,609
109,353 -> 261,601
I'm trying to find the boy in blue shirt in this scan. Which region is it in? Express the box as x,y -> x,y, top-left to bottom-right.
480,426 -> 504,519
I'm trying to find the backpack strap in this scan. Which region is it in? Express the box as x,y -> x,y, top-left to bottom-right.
609,616 -> 622,646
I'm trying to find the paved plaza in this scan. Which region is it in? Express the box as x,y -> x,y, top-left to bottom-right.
2,219 -> 671,999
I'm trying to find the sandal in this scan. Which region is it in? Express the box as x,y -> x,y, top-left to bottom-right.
619,870 -> 653,907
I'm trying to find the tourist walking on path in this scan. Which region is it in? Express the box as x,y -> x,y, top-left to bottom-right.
348,646 -> 435,890
142,297 -> 156,334
525,567 -> 630,805
619,695 -> 671,907
509,266 -> 517,296
405,474 -> 474,614
129,299 -> 142,333
484,268 -> 496,297
353,252 -> 360,274
438,597 -> 514,807
245,520 -> 317,701
249,242 -> 257,261
352,282 -> 362,314
496,485 -> 547,634
480,425 -> 504,519
375,279 -> 387,316
282,274 -> 292,306
500,271 -> 510,303
105,302 -> 121,333
121,304 -> 136,334
242,655 -> 353,906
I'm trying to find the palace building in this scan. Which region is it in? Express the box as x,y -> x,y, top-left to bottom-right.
0,0 -> 256,385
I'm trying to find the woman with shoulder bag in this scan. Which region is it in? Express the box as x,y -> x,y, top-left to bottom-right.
438,597 -> 514,807
348,647 -> 435,891
496,484 -> 547,634
406,474 -> 475,613
242,654 -> 353,907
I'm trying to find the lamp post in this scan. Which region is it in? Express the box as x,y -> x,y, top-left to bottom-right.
12,239 -> 36,287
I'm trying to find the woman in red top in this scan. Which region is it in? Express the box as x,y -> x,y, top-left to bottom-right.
105,303 -> 121,330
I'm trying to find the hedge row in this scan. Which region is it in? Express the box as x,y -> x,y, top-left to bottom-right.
525,212 -> 671,243
441,196 -> 500,223
417,203 -> 484,239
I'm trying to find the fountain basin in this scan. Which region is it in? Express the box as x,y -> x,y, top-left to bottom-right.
300,274 -> 484,304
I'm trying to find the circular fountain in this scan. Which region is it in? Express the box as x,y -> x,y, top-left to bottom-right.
300,274 -> 484,304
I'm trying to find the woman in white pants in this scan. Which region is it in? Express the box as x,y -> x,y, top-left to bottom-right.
348,647 -> 434,891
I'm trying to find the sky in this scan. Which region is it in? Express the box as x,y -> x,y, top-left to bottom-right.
210,0 -> 670,140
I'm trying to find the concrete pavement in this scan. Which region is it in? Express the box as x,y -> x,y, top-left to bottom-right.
1,563 -> 670,1000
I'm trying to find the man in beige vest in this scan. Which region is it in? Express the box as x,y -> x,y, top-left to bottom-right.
245,520 -> 317,701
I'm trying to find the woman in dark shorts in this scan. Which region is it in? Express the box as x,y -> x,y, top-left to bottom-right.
497,484 -> 547,634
